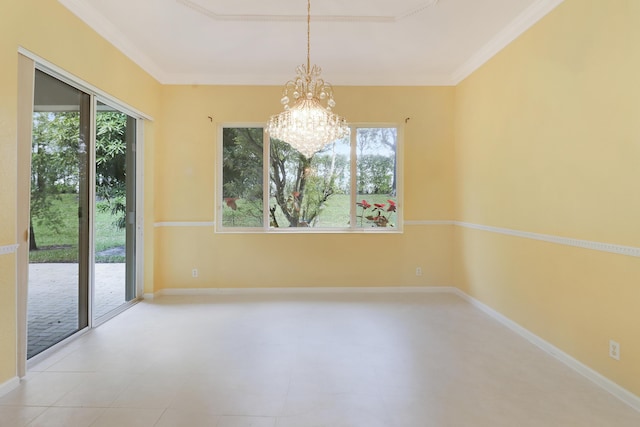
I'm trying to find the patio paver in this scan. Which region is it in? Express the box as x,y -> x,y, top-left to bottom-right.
27,263 -> 126,358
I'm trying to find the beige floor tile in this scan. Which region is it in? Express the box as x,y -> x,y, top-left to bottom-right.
0,406 -> 46,427
89,407 -> 163,427
277,392 -> 391,427
171,385 -> 287,416
154,408 -> 220,427
0,372 -> 89,406
1,292 -> 638,426
26,407 -> 104,427
110,374 -> 186,409
217,415 -> 276,427
52,373 -> 134,407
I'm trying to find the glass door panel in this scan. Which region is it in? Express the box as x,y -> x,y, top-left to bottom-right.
93,101 -> 136,320
28,70 -> 90,358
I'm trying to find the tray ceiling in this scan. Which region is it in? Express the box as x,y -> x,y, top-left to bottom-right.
58,0 -> 563,85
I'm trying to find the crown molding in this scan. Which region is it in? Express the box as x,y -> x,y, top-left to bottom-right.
58,0 -> 449,86
58,0 -> 562,86
155,286 -> 455,297
451,0 -> 564,84
158,71 -> 456,86
57,0 -> 170,83
176,0 -> 439,23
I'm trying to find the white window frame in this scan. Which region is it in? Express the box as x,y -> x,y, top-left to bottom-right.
216,123 -> 403,234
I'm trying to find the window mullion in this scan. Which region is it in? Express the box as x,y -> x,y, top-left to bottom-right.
216,126 -> 223,230
263,130 -> 270,231
349,127 -> 357,230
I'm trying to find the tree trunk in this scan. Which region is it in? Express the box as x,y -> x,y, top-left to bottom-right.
29,220 -> 38,251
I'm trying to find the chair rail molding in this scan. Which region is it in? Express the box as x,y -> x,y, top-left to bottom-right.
154,221 -> 215,228
455,221 -> 640,258
0,244 -> 19,256
151,219 -> 640,258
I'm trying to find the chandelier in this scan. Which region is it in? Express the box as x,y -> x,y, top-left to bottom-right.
267,0 -> 349,158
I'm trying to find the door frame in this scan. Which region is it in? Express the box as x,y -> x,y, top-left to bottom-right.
16,49 -> 150,376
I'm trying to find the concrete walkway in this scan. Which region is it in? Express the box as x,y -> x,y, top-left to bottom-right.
27,263 -> 126,358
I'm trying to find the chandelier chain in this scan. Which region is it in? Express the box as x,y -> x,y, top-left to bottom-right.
307,0 -> 311,72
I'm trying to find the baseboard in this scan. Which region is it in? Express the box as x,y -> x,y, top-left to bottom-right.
0,376 -> 20,397
155,286 -> 457,297
451,288 -> 640,413
143,293 -> 155,300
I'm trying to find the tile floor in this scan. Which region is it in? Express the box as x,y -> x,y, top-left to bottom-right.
1,291 -> 639,426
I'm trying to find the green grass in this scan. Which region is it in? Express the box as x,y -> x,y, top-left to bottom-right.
222,193 -> 397,228
30,193 -> 126,263
315,194 -> 397,228
222,199 -> 263,227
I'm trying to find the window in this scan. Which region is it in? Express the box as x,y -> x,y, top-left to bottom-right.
221,127 -> 264,228
218,125 -> 400,232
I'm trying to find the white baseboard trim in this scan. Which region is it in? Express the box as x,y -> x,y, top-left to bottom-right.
0,376 -> 20,397
154,286 -> 456,297
451,288 -> 640,413
143,293 -> 155,300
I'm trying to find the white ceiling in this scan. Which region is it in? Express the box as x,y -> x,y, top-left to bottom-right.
58,0 -> 563,86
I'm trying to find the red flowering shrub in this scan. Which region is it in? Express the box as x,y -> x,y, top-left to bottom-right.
357,199 -> 396,227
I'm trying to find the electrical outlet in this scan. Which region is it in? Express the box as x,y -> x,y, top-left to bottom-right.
415,267 -> 423,276
192,268 -> 198,278
609,340 -> 620,360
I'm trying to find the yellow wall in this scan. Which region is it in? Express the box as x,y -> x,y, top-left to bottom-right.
2,0 -> 637,405
0,1 -> 456,387
154,85 -> 456,290
0,0 -> 160,385
453,0 -> 640,396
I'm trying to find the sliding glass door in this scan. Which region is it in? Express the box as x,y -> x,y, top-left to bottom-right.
28,70 -> 91,358
93,101 -> 137,320
27,69 -> 140,359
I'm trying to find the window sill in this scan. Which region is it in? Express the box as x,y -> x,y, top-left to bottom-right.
214,226 -> 404,234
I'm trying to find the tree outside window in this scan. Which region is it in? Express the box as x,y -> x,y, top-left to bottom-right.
219,125 -> 399,231
221,127 -> 264,227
